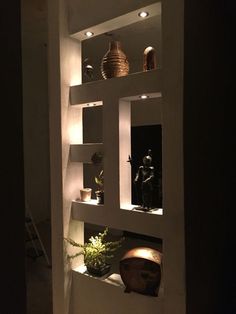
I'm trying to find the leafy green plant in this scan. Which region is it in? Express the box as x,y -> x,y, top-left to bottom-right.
64,227 -> 124,272
95,169 -> 104,192
94,169 -> 104,204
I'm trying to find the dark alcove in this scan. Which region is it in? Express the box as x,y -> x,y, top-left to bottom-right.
131,124 -> 162,208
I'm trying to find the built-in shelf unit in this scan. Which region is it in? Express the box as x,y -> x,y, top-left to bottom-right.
48,0 -> 185,313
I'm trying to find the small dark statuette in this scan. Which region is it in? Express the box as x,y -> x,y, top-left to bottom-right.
143,46 -> 157,71
127,154 -> 133,166
134,149 -> 154,211
83,58 -> 94,80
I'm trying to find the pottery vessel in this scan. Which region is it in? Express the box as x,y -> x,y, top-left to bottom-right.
80,188 -> 92,202
95,190 -> 104,204
120,247 -> 162,297
101,40 -> 129,79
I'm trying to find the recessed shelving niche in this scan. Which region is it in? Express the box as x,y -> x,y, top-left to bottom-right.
120,99 -> 163,214
68,2 -> 162,84
69,223 -> 164,314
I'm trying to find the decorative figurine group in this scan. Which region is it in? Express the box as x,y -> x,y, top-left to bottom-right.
83,40 -> 157,81
82,149 -> 157,211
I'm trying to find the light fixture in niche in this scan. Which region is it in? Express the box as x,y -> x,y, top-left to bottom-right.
84,31 -> 94,37
138,11 -> 149,18
86,103 -> 98,107
139,95 -> 149,99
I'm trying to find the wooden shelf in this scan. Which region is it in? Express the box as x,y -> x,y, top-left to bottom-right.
119,206 -> 164,238
70,69 -> 162,106
72,200 -> 164,238
72,200 -> 112,229
70,143 -> 103,163
121,204 -> 163,215
71,267 -> 164,314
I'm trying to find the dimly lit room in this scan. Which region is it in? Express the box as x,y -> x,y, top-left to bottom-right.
1,0 -> 231,313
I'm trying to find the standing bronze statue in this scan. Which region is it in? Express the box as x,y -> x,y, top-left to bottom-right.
134,149 -> 154,211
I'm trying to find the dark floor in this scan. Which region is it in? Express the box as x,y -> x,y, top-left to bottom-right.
25,219 -> 52,314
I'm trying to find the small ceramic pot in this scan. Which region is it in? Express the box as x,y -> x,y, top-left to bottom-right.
95,190 -> 104,204
80,188 -> 92,202
86,263 -> 111,277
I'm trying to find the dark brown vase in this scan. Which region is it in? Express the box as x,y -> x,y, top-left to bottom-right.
120,247 -> 162,297
101,41 -> 129,79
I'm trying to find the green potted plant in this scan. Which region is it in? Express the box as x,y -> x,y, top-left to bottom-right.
95,169 -> 104,204
64,227 -> 124,277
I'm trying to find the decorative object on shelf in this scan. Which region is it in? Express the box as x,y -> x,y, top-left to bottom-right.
83,57 -> 94,80
80,188 -> 92,202
120,247 -> 162,297
95,169 -> 104,204
101,40 -> 129,79
134,149 -> 155,211
127,154 -> 133,166
143,46 -> 157,71
64,227 -> 124,277
91,151 -> 103,164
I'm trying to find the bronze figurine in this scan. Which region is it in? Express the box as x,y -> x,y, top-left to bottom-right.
134,149 -> 154,211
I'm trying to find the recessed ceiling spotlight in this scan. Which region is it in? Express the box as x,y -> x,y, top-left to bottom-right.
85,31 -> 94,37
139,94 -> 149,99
138,11 -> 149,18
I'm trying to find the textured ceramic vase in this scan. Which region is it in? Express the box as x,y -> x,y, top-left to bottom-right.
101,41 -> 129,79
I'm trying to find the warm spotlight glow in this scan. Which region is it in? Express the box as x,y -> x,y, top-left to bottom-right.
138,11 -> 149,18
84,31 -> 94,37
138,248 -> 151,259
144,46 -> 154,54
139,94 -> 149,99
69,125 -> 82,144
86,103 -> 97,107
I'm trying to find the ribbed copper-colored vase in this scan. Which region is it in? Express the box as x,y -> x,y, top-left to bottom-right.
101,41 -> 129,79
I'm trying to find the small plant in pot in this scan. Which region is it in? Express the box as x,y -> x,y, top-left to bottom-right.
95,169 -> 104,204
64,227 -> 124,277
